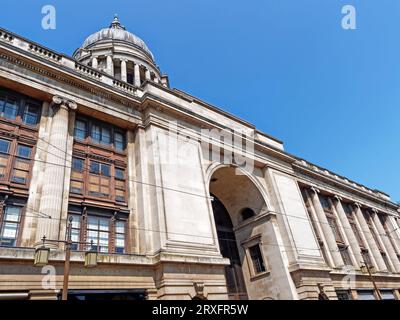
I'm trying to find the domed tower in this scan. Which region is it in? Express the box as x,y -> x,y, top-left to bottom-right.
73,15 -> 169,87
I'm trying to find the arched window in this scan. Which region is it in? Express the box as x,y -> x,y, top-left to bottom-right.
241,208 -> 255,221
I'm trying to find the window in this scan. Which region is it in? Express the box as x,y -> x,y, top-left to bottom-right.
89,161 -> 110,198
115,168 -> 126,203
326,216 -> 343,243
22,103 -> 40,125
0,139 -> 10,179
91,123 -> 111,146
73,117 -> 126,151
0,205 -> 22,247
380,290 -> 396,300
114,131 -> 125,151
11,145 -> 32,184
70,158 -> 84,194
69,215 -> 81,251
319,195 -> 332,212
357,290 -> 376,300
87,216 -> 110,253
343,203 -> 353,216
241,208 -> 255,221
361,249 -> 373,267
248,244 -> 266,275
336,290 -> 352,300
0,95 -> 18,120
338,245 -> 352,266
68,207 -> 128,254
0,89 -> 41,126
115,220 -> 126,253
74,119 -> 87,140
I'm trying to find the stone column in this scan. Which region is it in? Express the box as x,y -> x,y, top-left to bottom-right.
106,55 -> 114,76
371,211 -> 400,272
134,63 -> 141,87
387,216 -> 400,250
303,189 -> 335,267
121,59 -> 127,82
354,204 -> 387,271
333,196 -> 363,268
145,69 -> 151,81
309,188 -> 344,267
92,56 -> 98,69
154,77 -> 159,84
35,96 -> 77,247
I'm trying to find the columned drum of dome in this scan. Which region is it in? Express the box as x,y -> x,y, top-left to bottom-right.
73,15 -> 168,87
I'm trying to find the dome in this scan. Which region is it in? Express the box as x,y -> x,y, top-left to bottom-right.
80,16 -> 154,61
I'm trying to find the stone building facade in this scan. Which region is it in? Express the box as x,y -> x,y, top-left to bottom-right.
0,17 -> 399,300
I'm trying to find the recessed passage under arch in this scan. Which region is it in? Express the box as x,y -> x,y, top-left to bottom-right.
209,166 -> 269,300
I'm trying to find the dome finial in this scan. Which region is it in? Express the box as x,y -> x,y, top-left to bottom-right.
110,14 -> 125,30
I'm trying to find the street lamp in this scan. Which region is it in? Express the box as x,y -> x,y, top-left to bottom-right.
34,236 -> 50,267
84,240 -> 98,268
34,216 -> 98,300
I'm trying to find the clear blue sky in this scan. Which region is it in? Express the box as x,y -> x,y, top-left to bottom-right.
1,1 -> 399,202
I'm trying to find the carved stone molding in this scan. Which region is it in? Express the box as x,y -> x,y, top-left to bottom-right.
50,95 -> 77,114
310,186 -> 320,194
333,195 -> 342,202
193,282 -> 206,300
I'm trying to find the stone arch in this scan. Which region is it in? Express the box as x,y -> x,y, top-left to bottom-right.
206,163 -> 271,300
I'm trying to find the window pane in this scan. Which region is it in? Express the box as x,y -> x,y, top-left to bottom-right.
0,139 -> 10,154
11,167 -> 29,184
319,195 -> 331,211
249,245 -> 266,274
115,168 -> 124,180
101,164 -> 110,177
114,132 -> 125,151
0,94 -> 5,111
92,124 -> 101,143
17,145 -> 32,158
72,158 -> 84,172
115,221 -> 125,234
4,206 -> 21,222
101,127 -> 111,145
23,103 -> 39,125
3,99 -> 18,120
74,120 -> 87,140
99,219 -> 109,231
90,161 -> 100,174
1,222 -> 18,239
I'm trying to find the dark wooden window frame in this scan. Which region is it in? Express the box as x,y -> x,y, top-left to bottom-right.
70,155 -> 127,204
0,87 -> 41,128
0,136 -> 36,188
73,116 -> 127,153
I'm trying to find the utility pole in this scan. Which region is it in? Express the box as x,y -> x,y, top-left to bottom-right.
61,216 -> 73,301
34,216 -> 97,300
361,251 -> 382,300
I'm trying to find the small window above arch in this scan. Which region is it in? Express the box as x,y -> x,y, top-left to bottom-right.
241,208 -> 255,221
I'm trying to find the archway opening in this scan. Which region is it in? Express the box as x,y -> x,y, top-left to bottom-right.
209,166 -> 268,300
